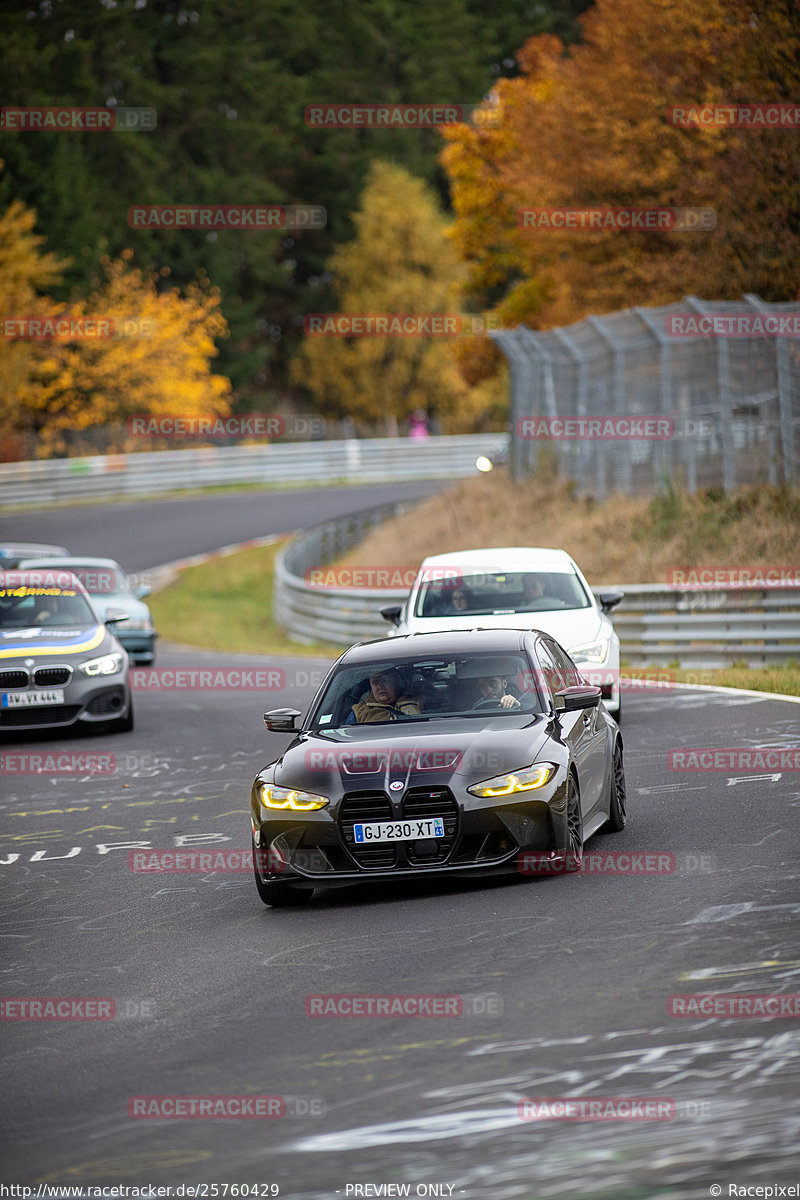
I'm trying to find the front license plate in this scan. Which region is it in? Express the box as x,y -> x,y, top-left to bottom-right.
1,690 -> 65,708
353,817 -> 445,844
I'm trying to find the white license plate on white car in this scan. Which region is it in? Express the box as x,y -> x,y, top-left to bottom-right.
353,817 -> 445,844
1,690 -> 65,708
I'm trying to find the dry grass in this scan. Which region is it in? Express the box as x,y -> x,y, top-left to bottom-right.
340,472 -> 800,586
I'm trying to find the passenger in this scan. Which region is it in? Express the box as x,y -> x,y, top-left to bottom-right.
347,668 -> 424,723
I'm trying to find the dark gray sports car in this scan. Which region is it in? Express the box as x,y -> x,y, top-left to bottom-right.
251,628 -> 626,906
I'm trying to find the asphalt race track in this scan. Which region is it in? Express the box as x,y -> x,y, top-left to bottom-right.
2,486 -> 800,1196
0,480 -> 444,570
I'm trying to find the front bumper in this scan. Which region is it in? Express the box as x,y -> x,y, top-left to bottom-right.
251,777 -> 570,890
0,680 -> 131,730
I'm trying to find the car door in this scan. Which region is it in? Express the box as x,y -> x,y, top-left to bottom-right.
536,637 -> 607,818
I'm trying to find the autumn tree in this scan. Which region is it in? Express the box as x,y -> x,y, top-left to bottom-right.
0,190 -> 66,458
20,253 -> 232,456
292,161 -> 498,434
441,0 -> 800,347
0,185 -> 232,456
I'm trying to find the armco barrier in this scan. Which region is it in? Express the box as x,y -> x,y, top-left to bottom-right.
0,435 -> 507,507
276,515 -> 800,665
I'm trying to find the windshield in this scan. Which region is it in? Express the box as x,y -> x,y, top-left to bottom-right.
308,651 -> 546,728
0,581 -> 97,629
413,568 -> 592,619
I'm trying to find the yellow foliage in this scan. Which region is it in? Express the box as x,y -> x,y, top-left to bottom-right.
292,161 -> 494,432
21,256 -> 231,456
0,183 -> 232,458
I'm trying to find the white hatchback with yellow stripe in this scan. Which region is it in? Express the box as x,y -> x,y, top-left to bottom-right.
0,570 -> 133,733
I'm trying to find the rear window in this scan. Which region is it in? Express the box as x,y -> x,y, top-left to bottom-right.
413,568 -> 592,619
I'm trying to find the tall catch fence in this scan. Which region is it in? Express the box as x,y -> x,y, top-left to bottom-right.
492,295 -> 800,497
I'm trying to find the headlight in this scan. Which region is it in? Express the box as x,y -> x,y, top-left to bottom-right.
258,783 -> 329,812
79,652 -> 124,677
468,763 -> 556,797
570,638 -> 609,664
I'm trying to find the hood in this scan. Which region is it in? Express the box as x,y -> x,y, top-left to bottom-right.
268,716 -> 554,797
0,623 -> 112,661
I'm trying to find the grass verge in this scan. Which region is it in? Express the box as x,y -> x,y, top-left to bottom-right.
147,539 -> 345,659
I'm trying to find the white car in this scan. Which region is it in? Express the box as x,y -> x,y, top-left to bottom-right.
380,547 -> 624,720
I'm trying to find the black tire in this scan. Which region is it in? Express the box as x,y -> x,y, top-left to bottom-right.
109,695 -> 134,733
602,741 -> 627,833
252,840 -> 313,907
562,773 -> 584,872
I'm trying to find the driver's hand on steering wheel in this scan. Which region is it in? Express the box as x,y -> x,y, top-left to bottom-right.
498,693 -> 520,709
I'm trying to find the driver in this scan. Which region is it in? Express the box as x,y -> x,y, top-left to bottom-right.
473,675 -> 521,710
348,668 -> 424,723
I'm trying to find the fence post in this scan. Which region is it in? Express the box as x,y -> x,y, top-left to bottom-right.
745,293 -> 797,486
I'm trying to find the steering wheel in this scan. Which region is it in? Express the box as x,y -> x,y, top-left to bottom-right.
471,696 -> 507,710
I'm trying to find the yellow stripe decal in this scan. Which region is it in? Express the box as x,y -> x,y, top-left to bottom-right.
0,626 -> 105,659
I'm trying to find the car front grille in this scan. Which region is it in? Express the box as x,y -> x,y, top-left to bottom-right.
33,666 -> 72,687
0,670 -> 29,689
0,705 -> 81,727
403,787 -> 459,864
339,791 -> 397,868
338,787 -> 461,870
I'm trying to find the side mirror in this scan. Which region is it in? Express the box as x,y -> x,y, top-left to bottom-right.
264,708 -> 302,732
135,585 -> 151,599
597,591 -> 624,614
380,604 -> 403,627
554,685 -> 601,712
105,608 -> 130,624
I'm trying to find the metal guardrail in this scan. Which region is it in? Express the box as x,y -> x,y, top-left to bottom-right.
275,513 -> 800,666
0,434 -> 508,507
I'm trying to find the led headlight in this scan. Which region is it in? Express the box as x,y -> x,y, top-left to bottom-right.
570,638 -> 609,664
467,763 -> 556,797
79,651 -> 124,677
258,783 -> 329,812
